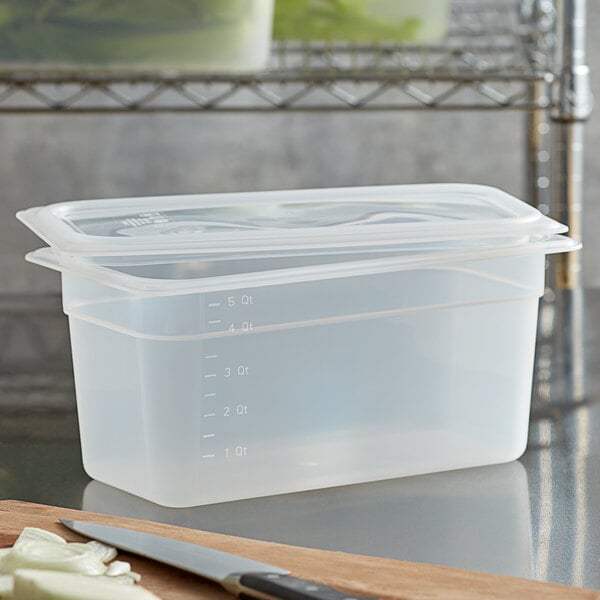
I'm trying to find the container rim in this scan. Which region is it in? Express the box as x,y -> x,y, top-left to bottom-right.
27,234 -> 581,297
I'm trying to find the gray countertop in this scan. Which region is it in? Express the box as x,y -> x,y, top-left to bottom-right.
0,288 -> 598,590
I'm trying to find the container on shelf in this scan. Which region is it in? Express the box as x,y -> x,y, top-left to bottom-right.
0,0 -> 274,72
17,184 -> 579,507
273,0 -> 450,43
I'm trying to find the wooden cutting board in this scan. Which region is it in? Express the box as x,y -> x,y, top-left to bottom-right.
0,500 -> 597,600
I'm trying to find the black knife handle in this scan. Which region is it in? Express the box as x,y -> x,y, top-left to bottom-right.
229,572 -> 377,600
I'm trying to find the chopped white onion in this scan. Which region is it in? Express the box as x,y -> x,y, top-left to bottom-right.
0,528 -> 158,599
86,541 -> 118,563
13,569 -> 160,599
0,541 -> 107,576
0,574 -> 13,599
106,561 -> 132,577
14,528 -> 66,547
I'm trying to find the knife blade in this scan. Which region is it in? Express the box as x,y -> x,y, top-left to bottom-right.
60,519 -> 376,600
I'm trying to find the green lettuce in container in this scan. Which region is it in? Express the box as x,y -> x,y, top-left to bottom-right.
0,0 -> 274,71
274,0 -> 449,42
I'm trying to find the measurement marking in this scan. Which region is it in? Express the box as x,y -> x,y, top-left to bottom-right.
208,319 -> 222,325
204,392 -> 217,397
202,433 -> 216,438
202,454 -> 216,459
204,374 -> 217,379
207,303 -> 221,307
203,413 -> 216,418
204,354 -> 218,359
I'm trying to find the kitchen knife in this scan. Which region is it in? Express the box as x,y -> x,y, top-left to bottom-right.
60,519 -> 376,600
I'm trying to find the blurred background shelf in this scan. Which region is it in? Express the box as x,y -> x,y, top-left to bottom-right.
0,1 -> 558,112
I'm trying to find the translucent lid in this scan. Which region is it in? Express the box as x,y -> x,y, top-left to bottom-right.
17,184 -> 567,259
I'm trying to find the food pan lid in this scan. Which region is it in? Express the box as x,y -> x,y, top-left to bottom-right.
17,184 -> 567,259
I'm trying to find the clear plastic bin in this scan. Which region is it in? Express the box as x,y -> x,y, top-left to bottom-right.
18,185 -> 579,507
0,0 -> 274,72
273,0 -> 450,42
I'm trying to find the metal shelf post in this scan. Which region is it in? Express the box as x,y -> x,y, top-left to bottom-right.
552,0 -> 592,289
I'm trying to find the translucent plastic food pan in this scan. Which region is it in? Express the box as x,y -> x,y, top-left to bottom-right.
274,0 -> 450,42
18,185 -> 579,506
0,0 -> 274,72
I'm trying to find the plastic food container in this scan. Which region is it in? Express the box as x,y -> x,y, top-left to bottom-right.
0,0 -> 274,72
273,0 -> 450,43
18,184 -> 578,507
